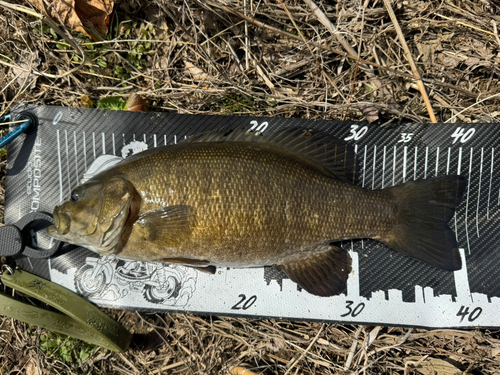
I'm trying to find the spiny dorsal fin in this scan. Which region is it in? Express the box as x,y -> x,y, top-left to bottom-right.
187,127 -> 359,184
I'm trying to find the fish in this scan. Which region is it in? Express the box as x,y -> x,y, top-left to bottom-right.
47,127 -> 466,297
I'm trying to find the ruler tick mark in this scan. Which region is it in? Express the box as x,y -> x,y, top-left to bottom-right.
82,131 -> 87,171
447,147 -> 451,175
403,146 -> 407,183
424,147 -> 429,179
413,147 -> 418,180
92,132 -> 96,160
64,130 -> 70,194
362,145 -> 367,188
392,146 -> 397,186
487,148 -> 494,219
56,129 -> 63,202
435,147 -> 440,177
73,131 -> 79,180
476,148 -> 483,238
382,146 -> 387,188
465,148 -> 473,254
372,145 -> 377,190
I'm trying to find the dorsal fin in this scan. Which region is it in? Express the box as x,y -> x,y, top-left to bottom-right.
187,127 -> 359,184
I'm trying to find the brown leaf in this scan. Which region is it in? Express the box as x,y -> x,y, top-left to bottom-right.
185,62 -> 208,81
26,0 -> 114,40
229,366 -> 258,375
25,361 -> 42,375
125,93 -> 146,112
361,104 -> 379,123
416,40 -> 441,64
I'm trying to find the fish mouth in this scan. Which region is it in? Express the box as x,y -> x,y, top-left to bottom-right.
48,209 -> 71,237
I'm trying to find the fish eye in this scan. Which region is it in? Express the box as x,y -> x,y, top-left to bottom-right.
71,192 -> 80,202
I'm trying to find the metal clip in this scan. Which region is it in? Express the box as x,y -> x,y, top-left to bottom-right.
0,212 -> 62,259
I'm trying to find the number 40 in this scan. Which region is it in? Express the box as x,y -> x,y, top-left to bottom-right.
451,127 -> 475,144
456,305 -> 482,323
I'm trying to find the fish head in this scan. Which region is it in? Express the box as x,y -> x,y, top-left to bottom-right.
47,177 -> 140,255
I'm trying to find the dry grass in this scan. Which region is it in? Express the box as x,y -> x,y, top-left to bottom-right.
1,0 -> 500,373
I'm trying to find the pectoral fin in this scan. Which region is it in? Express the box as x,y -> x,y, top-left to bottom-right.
275,244 -> 352,297
136,205 -> 196,247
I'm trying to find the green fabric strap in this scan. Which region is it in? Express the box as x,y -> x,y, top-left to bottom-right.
0,269 -> 132,352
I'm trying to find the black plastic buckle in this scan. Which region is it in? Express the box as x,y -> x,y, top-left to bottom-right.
0,212 -> 62,259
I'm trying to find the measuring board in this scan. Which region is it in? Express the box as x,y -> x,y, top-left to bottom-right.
5,104 -> 500,328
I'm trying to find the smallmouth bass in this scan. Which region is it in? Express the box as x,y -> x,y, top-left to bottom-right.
48,128 -> 466,296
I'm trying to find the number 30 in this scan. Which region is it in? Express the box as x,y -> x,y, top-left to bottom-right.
344,125 -> 368,141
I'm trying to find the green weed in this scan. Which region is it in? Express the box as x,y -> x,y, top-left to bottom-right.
40,332 -> 95,365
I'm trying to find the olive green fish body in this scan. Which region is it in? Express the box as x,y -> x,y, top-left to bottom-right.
105,142 -> 394,265
48,128 -> 466,296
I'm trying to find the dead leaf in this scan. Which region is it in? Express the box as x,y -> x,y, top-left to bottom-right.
404,356 -> 461,375
25,361 -> 42,375
437,53 -> 460,69
265,337 -> 287,352
26,0 -> 114,40
465,57 -> 480,67
229,366 -> 258,375
361,104 -> 379,123
10,51 -> 40,89
185,62 -> 208,81
492,343 -> 500,357
125,93 -> 146,112
416,40 -> 440,64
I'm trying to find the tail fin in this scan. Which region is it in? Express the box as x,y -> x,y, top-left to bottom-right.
383,175 -> 466,271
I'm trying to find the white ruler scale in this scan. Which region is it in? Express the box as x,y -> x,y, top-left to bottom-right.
6,105 -> 499,328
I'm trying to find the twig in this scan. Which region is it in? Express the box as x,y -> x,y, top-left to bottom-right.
345,326 -> 362,370
278,0 -> 345,101
445,92 -> 500,123
244,0 -> 249,71
284,324 -> 324,375
303,0 -> 384,93
204,0 -> 476,98
0,1 -> 42,18
0,0 -> 88,79
491,20 -> 500,48
435,13 -> 496,37
367,328 -> 413,357
0,120 -> 28,126
383,0 -> 437,123
342,0 -> 367,120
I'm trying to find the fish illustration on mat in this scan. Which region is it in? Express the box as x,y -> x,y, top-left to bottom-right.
48,127 -> 466,297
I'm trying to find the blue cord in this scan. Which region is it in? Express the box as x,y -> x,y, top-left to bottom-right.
0,114 -> 11,123
0,116 -> 32,149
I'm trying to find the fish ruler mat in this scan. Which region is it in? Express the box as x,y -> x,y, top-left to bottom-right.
5,104 -> 500,328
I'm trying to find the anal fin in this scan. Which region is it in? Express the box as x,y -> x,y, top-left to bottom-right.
275,244 -> 352,297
